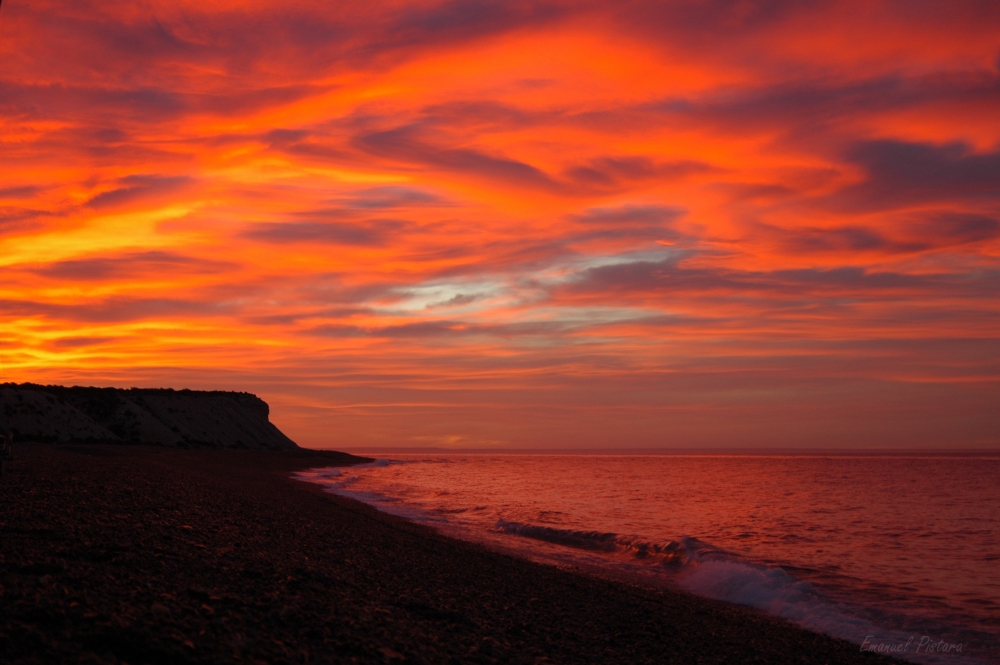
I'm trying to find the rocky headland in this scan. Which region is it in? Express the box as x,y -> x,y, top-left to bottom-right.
0,384 -> 297,450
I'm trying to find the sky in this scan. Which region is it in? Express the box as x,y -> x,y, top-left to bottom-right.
0,0 -> 998,450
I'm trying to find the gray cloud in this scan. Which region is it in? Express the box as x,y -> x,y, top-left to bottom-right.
243,219 -> 409,246
31,251 -> 237,281
831,140 -> 1000,212
85,175 -> 191,210
355,125 -> 562,191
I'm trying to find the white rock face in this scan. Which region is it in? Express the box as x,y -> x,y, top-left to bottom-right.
0,388 -> 116,442
0,385 -> 298,449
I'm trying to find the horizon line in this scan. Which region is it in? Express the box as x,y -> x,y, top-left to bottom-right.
321,446 -> 1000,456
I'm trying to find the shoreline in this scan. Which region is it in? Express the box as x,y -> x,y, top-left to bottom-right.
1,444 -> 893,663
303,453 -> 994,664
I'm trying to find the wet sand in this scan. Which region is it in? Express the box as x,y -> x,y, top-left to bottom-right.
0,444 -> 892,664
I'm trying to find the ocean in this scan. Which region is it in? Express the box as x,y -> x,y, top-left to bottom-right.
294,453 -> 999,664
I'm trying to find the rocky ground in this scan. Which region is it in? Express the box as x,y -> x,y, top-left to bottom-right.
0,444 -> 893,664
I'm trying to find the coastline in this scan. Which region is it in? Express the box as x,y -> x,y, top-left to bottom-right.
1,444 -> 893,664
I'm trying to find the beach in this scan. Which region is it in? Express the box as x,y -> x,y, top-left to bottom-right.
1,444 -> 893,664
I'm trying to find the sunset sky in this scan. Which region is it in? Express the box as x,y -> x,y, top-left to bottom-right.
1,1 -> 998,449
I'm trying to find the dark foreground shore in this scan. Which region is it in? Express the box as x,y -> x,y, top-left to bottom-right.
0,445 -> 891,664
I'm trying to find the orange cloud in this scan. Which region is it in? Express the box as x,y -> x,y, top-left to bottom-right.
1,0 -> 997,449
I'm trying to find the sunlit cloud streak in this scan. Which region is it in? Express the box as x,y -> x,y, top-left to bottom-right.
0,0 -> 997,449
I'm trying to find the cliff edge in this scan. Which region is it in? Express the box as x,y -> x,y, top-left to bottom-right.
0,384 -> 298,450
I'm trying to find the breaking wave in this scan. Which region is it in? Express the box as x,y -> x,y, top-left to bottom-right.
491,519 -> 976,663
493,520 -> 713,566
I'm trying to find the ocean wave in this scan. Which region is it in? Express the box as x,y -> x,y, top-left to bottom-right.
674,560 -> 979,664
492,519 -> 970,663
292,459 -> 403,486
493,520 -> 718,567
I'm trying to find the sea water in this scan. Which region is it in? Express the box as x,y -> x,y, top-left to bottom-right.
295,454 -> 999,663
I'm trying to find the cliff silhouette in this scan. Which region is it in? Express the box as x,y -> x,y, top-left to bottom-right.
0,384 -> 298,450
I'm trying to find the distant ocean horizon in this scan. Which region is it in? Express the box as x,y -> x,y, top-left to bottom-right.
297,452 -> 1000,664
336,447 -> 1000,455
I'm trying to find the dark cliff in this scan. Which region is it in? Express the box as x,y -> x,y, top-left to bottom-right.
0,384 -> 298,450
